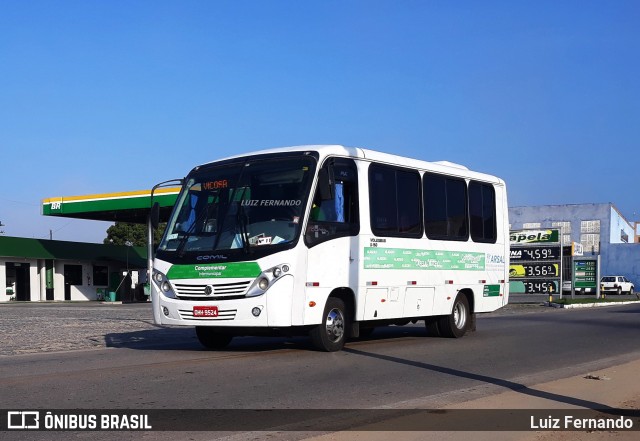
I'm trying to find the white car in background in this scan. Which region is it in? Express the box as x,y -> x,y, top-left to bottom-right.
600,276 -> 634,295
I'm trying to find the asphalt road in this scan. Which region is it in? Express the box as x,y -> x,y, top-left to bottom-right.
1,302 -> 640,439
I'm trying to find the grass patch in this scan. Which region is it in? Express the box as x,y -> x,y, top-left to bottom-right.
553,297 -> 639,305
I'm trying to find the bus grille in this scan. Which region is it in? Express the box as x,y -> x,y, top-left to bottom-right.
174,281 -> 252,301
178,308 -> 237,321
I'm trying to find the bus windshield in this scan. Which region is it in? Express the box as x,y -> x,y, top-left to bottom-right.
158,154 -> 317,258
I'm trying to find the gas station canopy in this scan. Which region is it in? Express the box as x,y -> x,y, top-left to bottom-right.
42,188 -> 181,224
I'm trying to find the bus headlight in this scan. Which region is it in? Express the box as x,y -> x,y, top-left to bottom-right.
153,270 -> 177,299
246,264 -> 291,297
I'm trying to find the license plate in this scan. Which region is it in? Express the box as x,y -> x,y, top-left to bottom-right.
193,306 -> 219,318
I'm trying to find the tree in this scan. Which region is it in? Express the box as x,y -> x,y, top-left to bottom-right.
104,222 -> 166,248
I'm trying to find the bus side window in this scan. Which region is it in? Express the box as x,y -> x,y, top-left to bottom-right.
305,159 -> 359,247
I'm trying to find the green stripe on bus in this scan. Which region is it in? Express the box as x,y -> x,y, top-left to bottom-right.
167,262 -> 261,279
364,247 -> 485,270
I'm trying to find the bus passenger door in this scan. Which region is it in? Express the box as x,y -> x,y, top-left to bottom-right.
304,158 -> 359,324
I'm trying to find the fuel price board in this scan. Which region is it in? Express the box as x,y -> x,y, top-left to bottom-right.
574,259 -> 597,289
509,229 -> 562,295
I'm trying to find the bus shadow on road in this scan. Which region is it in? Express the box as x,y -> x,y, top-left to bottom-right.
104,327 -> 201,351
103,323 -> 432,352
342,346 -> 622,414
103,327 -> 314,352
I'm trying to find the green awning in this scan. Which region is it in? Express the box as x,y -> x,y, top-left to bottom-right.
42,188 -> 180,224
0,236 -> 148,267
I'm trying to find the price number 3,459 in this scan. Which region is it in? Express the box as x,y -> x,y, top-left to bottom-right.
523,281 -> 556,294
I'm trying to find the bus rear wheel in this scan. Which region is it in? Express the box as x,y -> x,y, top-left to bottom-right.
310,297 -> 348,352
195,327 -> 233,350
437,294 -> 470,338
425,317 -> 441,337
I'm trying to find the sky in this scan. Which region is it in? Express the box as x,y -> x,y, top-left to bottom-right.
1,1 -> 639,243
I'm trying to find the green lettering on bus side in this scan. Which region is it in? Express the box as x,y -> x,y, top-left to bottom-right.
363,247 -> 486,270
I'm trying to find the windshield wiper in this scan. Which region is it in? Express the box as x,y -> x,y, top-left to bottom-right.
175,201 -> 212,257
175,230 -> 195,258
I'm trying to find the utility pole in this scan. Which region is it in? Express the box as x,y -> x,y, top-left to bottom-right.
0,221 -> 5,235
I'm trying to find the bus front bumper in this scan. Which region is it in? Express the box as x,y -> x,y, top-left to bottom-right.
151,275 -> 294,328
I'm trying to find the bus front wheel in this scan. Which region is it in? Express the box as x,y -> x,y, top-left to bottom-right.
310,297 -> 348,352
196,327 -> 233,350
437,294 -> 470,338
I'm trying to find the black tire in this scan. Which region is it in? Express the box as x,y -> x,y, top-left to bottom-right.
437,294 -> 470,338
195,327 -> 233,350
629,286 -> 634,295
310,297 -> 348,352
357,327 -> 376,339
617,287 -> 622,295
424,317 -> 441,337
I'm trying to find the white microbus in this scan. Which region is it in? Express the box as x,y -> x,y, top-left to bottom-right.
150,145 -> 509,351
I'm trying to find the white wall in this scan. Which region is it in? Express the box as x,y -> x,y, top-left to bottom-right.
0,260 -> 7,302
28,262 -> 39,301
0,258 -> 40,302
610,207 -> 634,244
0,258 -> 126,302
53,261 -> 115,301
1,259 -> 55,301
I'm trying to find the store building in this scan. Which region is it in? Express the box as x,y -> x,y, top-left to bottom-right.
509,203 -> 640,285
1,187 -> 179,303
0,236 -> 147,302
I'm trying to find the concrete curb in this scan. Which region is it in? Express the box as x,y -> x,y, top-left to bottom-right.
545,300 -> 640,309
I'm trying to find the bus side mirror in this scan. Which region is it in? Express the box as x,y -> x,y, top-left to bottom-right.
150,202 -> 160,229
317,168 -> 334,201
